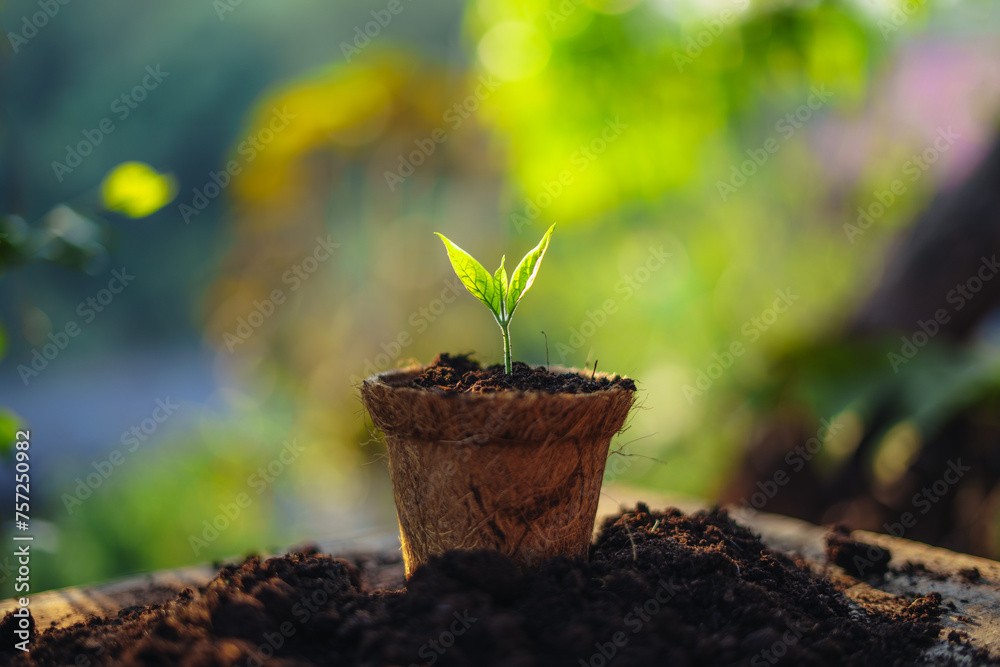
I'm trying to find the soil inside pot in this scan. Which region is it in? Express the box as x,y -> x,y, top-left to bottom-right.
4,505 -> 990,666
405,352 -> 637,394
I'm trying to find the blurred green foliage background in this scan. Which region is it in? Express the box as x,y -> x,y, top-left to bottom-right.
1,0 -> 999,593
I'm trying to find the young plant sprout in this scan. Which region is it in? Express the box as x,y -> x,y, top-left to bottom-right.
434,224 -> 555,374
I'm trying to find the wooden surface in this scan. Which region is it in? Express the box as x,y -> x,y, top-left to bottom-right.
4,486 -> 999,663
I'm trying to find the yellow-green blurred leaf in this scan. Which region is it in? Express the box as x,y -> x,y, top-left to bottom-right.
101,162 -> 177,218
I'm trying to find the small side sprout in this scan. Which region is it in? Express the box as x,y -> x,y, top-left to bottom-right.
434,224 -> 555,374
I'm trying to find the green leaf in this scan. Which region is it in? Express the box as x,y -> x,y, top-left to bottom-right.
494,255 -> 508,316
434,233 -> 504,322
506,223 -> 555,318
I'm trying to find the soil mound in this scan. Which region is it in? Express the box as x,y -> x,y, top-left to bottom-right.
7,506 -> 987,666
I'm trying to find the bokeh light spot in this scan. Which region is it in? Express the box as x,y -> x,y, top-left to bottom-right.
477,21 -> 552,81
100,161 -> 177,218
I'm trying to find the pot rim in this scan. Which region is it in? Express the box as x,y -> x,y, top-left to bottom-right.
360,363 -> 636,401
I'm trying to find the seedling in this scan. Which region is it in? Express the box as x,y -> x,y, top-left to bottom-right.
434,224 -> 555,374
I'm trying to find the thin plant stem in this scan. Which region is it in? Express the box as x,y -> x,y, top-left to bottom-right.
501,321 -> 512,374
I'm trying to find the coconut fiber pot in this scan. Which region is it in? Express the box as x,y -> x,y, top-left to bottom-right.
361,365 -> 637,577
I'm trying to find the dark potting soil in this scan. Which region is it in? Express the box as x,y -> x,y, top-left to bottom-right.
5,506 -> 990,667
408,352 -> 637,394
